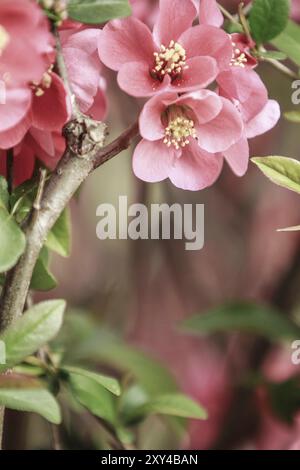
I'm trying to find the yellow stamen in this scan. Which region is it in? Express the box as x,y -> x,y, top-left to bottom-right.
163,106 -> 197,150
152,40 -> 187,81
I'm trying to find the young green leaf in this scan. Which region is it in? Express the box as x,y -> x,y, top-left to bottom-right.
0,388 -> 61,424
67,372 -> 117,424
125,393 -> 208,422
0,300 -> 66,372
272,20 -> 300,66
182,303 -> 300,341
68,0 -> 131,24
0,207 -> 26,273
62,366 -> 121,396
0,176 -> 9,210
249,0 -> 290,43
30,249 -> 57,291
46,209 -> 71,257
284,111 -> 300,123
252,156 -> 300,194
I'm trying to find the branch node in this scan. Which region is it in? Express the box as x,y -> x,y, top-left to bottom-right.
63,115 -> 108,158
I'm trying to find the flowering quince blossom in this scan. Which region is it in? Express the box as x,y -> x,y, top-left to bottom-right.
0,0 -> 54,143
133,90 -> 243,190
98,0 -> 232,97
0,15 -> 107,185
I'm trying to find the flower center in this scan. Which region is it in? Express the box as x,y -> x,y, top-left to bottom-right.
31,66 -> 53,97
230,41 -> 248,68
0,25 -> 9,55
163,106 -> 196,150
151,40 -> 188,82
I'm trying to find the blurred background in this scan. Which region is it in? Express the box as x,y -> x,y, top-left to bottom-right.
4,0 -> 300,450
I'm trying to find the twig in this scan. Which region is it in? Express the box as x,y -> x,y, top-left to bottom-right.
6,149 -> 13,197
51,423 -> 62,450
33,168 -> 47,212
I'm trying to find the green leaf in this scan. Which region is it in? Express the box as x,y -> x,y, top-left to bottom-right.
62,366 -> 121,396
259,50 -> 287,60
182,303 -> 300,341
0,300 -> 66,372
0,207 -> 26,273
30,248 -> 57,291
134,394 -> 207,421
284,111 -> 300,123
46,209 -> 71,257
0,176 -> 9,210
272,20 -> 300,66
68,0 -> 131,24
10,179 -> 38,224
252,156 -> 300,194
55,315 -> 177,396
249,0 -> 290,43
268,378 -> 300,423
0,388 -> 61,424
67,372 -> 117,424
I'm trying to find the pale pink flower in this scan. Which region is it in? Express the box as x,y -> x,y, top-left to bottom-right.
229,33 -> 257,69
217,67 -> 280,176
98,0 -> 232,97
0,0 -> 54,135
133,90 -> 243,190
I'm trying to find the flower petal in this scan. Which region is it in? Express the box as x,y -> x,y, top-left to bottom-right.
176,90 -> 222,124
179,25 -> 232,71
153,0 -> 197,46
199,0 -> 223,27
0,113 -> 31,149
98,17 -> 155,71
218,68 -> 268,122
118,61 -> 170,97
169,140 -> 223,190
133,139 -> 176,182
139,92 -> 176,140
245,100 -> 280,139
0,87 -> 31,133
223,137 -> 249,176
31,73 -> 69,131
171,56 -> 217,92
197,97 -> 243,153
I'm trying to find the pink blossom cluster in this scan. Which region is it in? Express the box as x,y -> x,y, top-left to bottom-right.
0,0 -> 280,191
0,0 -> 107,185
99,0 -> 280,190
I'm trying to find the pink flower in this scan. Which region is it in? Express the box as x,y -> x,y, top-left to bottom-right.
230,33 -> 257,69
129,0 -> 159,27
133,90 -> 243,190
217,68 -> 280,176
0,0 -> 54,135
98,0 -> 232,97
198,0 -> 224,27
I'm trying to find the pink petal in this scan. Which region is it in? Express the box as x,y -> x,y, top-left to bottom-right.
199,0 -> 223,27
223,137 -> 249,176
64,47 -> 100,112
179,25 -> 232,72
98,17 -> 155,71
118,61 -> 170,97
133,139 -> 176,182
153,0 -> 197,45
30,128 -> 55,157
139,93 -> 176,141
0,113 -> 31,149
177,90 -> 222,124
13,141 -> 35,187
31,73 -> 69,131
62,28 -> 100,56
218,68 -> 268,122
87,85 -> 108,121
171,56 -> 217,92
245,100 -> 281,139
0,87 -> 31,133
197,97 -> 243,153
169,140 -> 223,190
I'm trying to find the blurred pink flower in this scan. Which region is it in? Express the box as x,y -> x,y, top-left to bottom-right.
198,0 -> 224,27
98,0 -> 232,97
0,0 -> 54,139
292,0 -> 300,21
217,68 -> 280,176
133,90 -> 243,190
